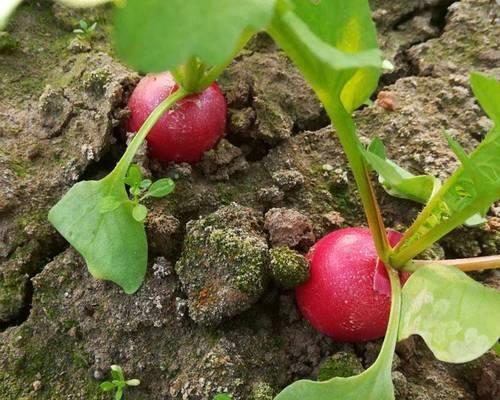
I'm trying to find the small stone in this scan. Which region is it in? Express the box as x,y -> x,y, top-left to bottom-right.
152,256 -> 173,279
199,139 -> 249,181
93,369 -> 105,380
272,169 -> 305,191
249,381 -> 274,400
146,211 -> 180,257
377,91 -> 396,111
269,247 -> 309,289
264,208 -> 315,249
257,186 -> 284,205
67,37 -> 91,53
32,380 -> 42,391
321,211 -> 345,230
396,337 -> 416,360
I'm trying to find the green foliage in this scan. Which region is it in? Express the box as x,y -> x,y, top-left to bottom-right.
48,177 -> 147,294
100,365 -> 140,400
392,73 -> 500,265
268,0 -> 381,113
114,0 -> 278,74
213,395 -> 232,400
364,138 -> 440,204
49,89 -> 186,293
399,264 -> 500,363
73,19 -> 98,36
363,138 -> 483,226
275,270 -> 401,400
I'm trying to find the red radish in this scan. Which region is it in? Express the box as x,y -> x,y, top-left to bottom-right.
127,72 -> 227,163
296,227 -> 408,342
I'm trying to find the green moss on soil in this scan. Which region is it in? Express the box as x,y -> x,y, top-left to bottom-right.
317,352 -> 364,381
269,247 -> 309,289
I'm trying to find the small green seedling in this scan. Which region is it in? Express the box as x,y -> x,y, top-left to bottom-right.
123,164 -> 175,222
213,394 -> 232,400
99,365 -> 140,400
73,19 -> 97,38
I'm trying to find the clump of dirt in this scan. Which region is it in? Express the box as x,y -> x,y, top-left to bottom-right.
175,203 -> 269,326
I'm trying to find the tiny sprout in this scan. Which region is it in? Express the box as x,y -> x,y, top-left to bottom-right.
124,164 -> 175,222
99,365 -> 140,400
73,19 -> 97,37
213,394 -> 232,400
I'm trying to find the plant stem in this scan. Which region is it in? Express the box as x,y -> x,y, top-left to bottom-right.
326,104 -> 391,262
378,265 -> 401,366
390,204 -> 483,268
404,255 -> 500,272
112,87 -> 189,183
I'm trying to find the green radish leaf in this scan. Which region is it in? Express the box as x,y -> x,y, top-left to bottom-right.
115,387 -> 123,400
48,177 -> 147,294
132,204 -> 148,222
364,138 -> 484,227
268,0 -> 382,113
99,196 -> 123,214
471,72 -> 500,124
125,379 -> 140,386
100,381 -> 115,391
145,178 -> 175,198
124,164 -> 143,187
392,73 -> 500,264
275,269 -> 401,400
111,365 -> 125,382
364,138 -> 440,204
114,0 -> 279,73
399,264 -> 500,363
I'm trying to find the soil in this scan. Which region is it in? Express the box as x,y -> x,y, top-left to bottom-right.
0,0 -> 499,399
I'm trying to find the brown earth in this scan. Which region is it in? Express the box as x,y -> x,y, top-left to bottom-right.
0,0 -> 499,399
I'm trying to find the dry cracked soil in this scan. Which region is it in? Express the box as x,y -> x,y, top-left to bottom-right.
0,0 -> 499,399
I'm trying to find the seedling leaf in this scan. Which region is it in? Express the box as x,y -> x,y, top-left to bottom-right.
124,164 -> 143,187
399,264 -> 500,363
275,269 -> 401,400
145,178 -> 175,198
114,0 -> 279,73
111,365 -> 125,381
213,395 -> 232,400
48,178 -> 147,294
126,379 -> 140,386
132,204 -> 148,222
100,382 -> 115,391
140,179 -> 152,189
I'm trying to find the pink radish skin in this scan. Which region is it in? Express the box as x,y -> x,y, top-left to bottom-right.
127,72 -> 227,164
296,227 -> 408,342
